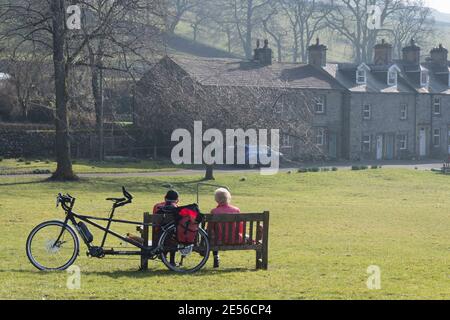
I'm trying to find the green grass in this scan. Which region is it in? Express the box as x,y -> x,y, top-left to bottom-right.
0,158 -> 194,175
1,169 -> 450,299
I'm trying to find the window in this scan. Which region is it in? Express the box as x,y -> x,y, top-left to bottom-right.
433,129 -> 441,147
399,134 -> 408,150
362,135 -> 371,152
421,71 -> 429,87
433,97 -> 441,115
388,70 -> 397,86
362,104 -> 371,120
400,104 -> 408,120
314,96 -> 325,114
315,128 -> 325,146
282,135 -> 291,147
356,70 -> 367,84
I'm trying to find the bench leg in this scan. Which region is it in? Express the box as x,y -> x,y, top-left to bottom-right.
256,250 -> 263,270
139,253 -> 148,271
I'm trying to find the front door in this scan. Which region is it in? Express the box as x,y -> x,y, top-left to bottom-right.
376,135 -> 383,160
385,134 -> 394,160
419,128 -> 426,157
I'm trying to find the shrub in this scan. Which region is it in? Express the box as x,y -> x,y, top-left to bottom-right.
0,157 -> 3,162
25,161 -> 31,165
371,165 -> 378,170
298,168 -> 308,173
360,165 -> 369,170
351,166 -> 360,171
309,167 -> 320,172
17,158 -> 25,163
332,167 -> 338,171
33,169 -> 51,174
321,167 -> 331,172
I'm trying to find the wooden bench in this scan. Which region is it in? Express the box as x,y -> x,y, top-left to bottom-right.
140,211 -> 270,271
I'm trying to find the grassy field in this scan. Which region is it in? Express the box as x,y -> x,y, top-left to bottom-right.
0,169 -> 449,300
0,158 -> 194,175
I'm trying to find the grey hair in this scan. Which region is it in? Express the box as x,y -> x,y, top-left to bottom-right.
215,188 -> 231,205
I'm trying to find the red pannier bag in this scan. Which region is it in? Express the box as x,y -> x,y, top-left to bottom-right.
175,204 -> 204,245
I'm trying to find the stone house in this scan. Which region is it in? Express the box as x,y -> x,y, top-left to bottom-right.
135,41 -> 348,160
136,38 -> 450,162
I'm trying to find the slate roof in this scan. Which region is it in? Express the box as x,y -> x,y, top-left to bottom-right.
169,55 -> 345,90
323,63 -> 415,93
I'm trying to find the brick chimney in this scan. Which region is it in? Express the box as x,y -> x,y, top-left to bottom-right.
254,39 -> 272,65
308,38 -> 327,67
402,39 -> 421,65
373,39 -> 393,65
430,44 -> 448,67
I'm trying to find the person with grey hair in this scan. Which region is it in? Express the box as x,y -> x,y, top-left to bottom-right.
209,188 -> 243,268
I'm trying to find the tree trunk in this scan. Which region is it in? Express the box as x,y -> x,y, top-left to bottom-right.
90,51 -> 104,162
50,0 -> 77,181
204,165 -> 215,181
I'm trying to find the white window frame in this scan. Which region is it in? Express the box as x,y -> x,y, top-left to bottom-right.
388,70 -> 397,86
282,135 -> 291,147
433,97 -> 441,115
420,71 -> 429,87
356,63 -> 370,85
400,104 -> 408,120
387,65 -> 400,87
315,128 -> 325,146
363,104 -> 371,120
362,135 -> 371,152
399,134 -> 408,150
314,96 -> 325,114
356,70 -> 366,85
433,129 -> 441,147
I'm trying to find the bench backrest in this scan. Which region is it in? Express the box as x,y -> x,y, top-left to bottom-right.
144,211 -> 270,251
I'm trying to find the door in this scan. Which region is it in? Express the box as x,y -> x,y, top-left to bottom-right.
328,133 -> 337,159
419,128 -> 426,157
376,135 -> 383,160
385,134 -> 394,160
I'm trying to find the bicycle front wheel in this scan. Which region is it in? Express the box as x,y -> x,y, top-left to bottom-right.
159,225 -> 210,274
26,220 -> 79,271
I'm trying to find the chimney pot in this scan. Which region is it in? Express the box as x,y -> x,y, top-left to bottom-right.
374,39 -> 393,65
430,43 -> 448,67
402,38 -> 421,65
308,38 -> 327,67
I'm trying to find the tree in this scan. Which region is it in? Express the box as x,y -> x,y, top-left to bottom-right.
278,0 -> 330,63
326,0 -> 406,63
226,0 -> 272,59
0,0 -> 162,177
388,0 -> 433,58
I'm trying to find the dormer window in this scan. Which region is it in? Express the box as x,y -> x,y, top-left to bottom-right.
388,70 -> 397,86
420,70 -> 429,87
356,63 -> 370,85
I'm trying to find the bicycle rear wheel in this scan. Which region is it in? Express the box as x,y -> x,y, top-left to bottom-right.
26,221 -> 79,271
159,225 -> 210,273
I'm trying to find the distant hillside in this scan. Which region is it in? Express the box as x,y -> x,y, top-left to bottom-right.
165,32 -> 242,59
431,8 -> 450,26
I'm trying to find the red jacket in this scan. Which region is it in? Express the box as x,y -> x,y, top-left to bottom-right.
209,204 -> 244,245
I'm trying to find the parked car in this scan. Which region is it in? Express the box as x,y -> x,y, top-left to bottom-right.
226,145 -> 283,168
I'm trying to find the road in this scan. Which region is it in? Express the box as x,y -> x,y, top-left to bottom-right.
0,160 -> 445,179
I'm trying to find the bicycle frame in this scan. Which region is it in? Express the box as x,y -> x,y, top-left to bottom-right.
58,201 -> 172,257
